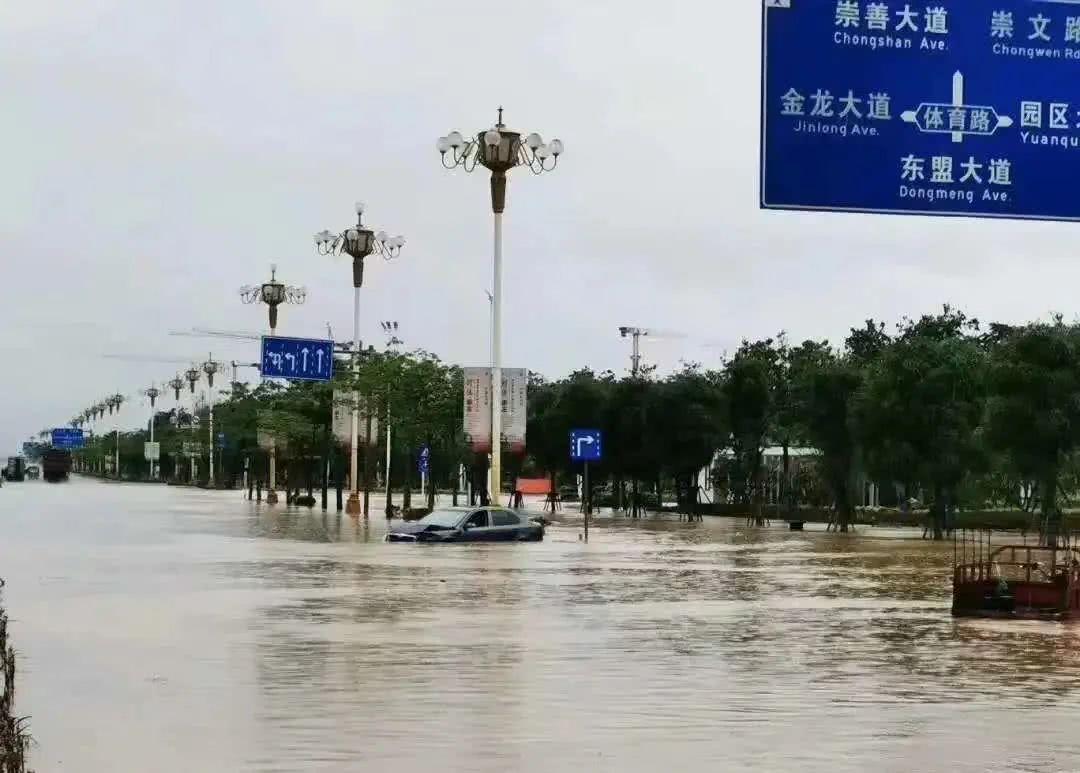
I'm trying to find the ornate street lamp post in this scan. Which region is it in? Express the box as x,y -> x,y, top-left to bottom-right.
185,366 -> 201,483
239,266 -> 306,504
315,203 -> 404,516
203,356 -> 220,487
107,394 -> 124,479
168,374 -> 184,401
145,386 -> 160,479
167,374 -> 185,481
239,265 -> 306,334
437,108 -> 563,504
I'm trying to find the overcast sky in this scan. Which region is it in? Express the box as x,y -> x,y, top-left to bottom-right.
1,0 -> 1075,451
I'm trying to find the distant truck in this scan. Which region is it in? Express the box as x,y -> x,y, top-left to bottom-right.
4,457 -> 25,482
41,450 -> 71,483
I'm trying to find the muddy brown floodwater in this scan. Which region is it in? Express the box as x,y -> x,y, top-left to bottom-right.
2,478 -> 1080,772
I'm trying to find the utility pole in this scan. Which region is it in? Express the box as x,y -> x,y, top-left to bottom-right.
203,355 -> 220,488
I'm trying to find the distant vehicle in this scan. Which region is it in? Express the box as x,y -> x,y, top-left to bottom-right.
41,449 -> 72,483
386,507 -> 545,543
25,465 -> 40,480
3,457 -> 25,482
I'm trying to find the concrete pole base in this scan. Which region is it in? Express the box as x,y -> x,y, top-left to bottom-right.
266,490 -> 279,505
345,493 -> 363,516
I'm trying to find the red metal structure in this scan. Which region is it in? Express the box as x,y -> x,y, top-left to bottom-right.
953,530 -> 1080,620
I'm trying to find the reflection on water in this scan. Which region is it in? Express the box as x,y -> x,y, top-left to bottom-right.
2,478 -> 1080,772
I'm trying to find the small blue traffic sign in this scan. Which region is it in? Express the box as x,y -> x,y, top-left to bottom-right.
418,445 -> 430,474
217,432 -> 226,449
570,429 -> 602,462
261,336 -> 335,382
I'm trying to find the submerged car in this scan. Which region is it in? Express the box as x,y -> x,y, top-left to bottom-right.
385,506 -> 545,543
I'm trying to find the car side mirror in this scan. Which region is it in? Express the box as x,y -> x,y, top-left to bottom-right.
462,522 -> 472,530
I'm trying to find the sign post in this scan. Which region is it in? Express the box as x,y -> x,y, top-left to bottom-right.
762,0 -> 1080,222
418,445 -> 430,500
570,429 -> 603,542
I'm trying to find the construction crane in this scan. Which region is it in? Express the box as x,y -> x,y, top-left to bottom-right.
618,327 -> 687,376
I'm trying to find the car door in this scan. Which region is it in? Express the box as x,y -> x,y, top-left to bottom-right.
488,509 -> 525,541
460,508 -> 492,541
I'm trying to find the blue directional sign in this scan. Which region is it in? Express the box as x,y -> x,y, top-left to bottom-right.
51,427 -> 84,450
569,429 -> 602,462
762,1 -> 1080,221
418,445 -> 430,474
260,336 -> 335,382
217,432 -> 226,449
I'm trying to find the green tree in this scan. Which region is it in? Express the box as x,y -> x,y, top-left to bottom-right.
791,343 -> 861,531
854,334 -> 987,539
986,320 -> 1080,545
724,339 -> 779,525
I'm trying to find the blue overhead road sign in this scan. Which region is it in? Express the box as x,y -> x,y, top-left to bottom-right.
569,429 -> 602,462
51,428 -> 84,449
762,0 -> 1080,221
261,336 -> 335,382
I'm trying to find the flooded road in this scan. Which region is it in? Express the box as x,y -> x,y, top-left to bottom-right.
2,478 -> 1080,772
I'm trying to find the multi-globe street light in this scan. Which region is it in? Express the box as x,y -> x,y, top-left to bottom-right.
239,265 -> 306,334
202,356 -> 221,487
166,374 -> 186,482
314,203 -> 404,516
106,394 -> 124,478
145,386 -> 161,479
437,108 -> 563,504
239,266 -> 306,504
184,365 -> 201,482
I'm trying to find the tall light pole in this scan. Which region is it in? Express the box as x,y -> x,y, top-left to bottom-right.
167,374 -> 185,482
185,365 -> 201,483
240,265 -> 306,504
203,356 -> 220,488
145,386 -> 160,479
107,394 -> 124,479
381,321 -> 401,516
315,203 -> 404,516
438,108 -> 563,504
93,402 -> 106,474
484,290 -> 495,368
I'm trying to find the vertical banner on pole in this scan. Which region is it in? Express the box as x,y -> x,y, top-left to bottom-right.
463,367 -> 527,454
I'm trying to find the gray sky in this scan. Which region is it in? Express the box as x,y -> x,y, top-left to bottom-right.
1,0 -> 1075,451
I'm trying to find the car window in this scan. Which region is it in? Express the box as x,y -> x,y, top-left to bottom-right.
417,510 -> 465,528
491,510 -> 520,527
465,510 -> 489,528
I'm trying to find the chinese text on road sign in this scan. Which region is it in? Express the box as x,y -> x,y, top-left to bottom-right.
570,429 -> 603,462
51,428 -> 84,449
762,0 -> 1080,221
260,336 -> 335,382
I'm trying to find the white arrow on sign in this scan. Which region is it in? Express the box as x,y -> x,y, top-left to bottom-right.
576,435 -> 596,458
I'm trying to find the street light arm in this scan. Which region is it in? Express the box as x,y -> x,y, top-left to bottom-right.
439,138 -> 481,172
